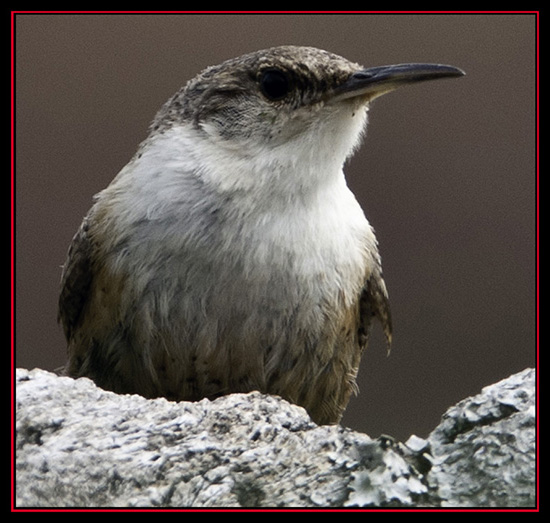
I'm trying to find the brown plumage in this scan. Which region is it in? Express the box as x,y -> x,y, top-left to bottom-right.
58,46 -> 462,424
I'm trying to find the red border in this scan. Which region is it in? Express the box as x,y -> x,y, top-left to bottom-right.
11,10 -> 16,512
535,10 -> 540,512
11,10 -> 540,513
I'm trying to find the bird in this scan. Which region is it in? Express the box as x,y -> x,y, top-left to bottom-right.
58,46 -> 464,425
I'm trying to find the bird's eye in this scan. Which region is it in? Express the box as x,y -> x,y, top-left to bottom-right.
259,69 -> 291,101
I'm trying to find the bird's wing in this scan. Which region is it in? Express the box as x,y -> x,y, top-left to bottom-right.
359,265 -> 392,353
58,216 -> 94,341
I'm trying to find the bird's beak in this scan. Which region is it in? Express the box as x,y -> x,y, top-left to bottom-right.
332,63 -> 465,102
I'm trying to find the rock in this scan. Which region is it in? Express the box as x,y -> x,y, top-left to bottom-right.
427,368 -> 536,507
14,367 -> 536,508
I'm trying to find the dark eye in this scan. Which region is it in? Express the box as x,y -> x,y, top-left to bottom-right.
259,69 -> 291,101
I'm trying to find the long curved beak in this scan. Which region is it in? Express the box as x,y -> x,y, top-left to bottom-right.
333,63 -> 465,102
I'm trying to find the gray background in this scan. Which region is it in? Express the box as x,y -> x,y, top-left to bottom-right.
15,13 -> 536,441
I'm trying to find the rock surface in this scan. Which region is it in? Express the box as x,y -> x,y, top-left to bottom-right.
428,367 -> 536,507
14,367 -> 536,508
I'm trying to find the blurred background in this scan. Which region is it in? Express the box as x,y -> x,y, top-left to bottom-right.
14,13 -> 537,441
